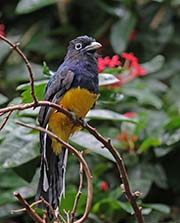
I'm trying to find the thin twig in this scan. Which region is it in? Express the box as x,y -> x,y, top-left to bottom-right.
71,161 -> 84,222
64,210 -> 70,223
13,192 -> 44,223
11,200 -> 42,214
0,111 -> 12,131
150,5 -> 167,29
82,124 -> 145,223
0,35 -> 38,103
16,122 -> 93,223
40,197 -> 60,223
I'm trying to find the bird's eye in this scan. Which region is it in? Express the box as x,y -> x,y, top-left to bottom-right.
75,43 -> 82,50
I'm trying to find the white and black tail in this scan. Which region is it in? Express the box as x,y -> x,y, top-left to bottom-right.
36,131 -> 68,219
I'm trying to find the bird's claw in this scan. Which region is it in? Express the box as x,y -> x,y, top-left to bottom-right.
69,111 -> 77,123
79,117 -> 88,127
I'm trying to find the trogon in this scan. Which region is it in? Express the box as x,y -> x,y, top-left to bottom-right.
36,35 -> 101,218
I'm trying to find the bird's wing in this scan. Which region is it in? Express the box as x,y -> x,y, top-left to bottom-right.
38,66 -> 75,127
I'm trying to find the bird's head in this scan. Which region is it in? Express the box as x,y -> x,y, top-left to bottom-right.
65,35 -> 102,60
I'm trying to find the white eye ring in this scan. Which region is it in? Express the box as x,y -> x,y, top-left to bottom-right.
75,43 -> 82,50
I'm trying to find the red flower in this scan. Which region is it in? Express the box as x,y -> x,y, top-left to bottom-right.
121,52 -> 147,77
121,52 -> 137,63
100,181 -> 109,191
123,112 -> 137,118
98,53 -> 147,88
0,24 -> 5,36
98,55 -> 121,73
116,130 -> 138,154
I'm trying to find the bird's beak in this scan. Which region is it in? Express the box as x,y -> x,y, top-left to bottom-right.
84,41 -> 102,52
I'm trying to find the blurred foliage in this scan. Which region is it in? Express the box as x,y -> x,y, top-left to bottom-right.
0,0 -> 180,222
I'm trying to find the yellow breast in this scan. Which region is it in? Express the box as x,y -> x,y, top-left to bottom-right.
48,87 -> 99,154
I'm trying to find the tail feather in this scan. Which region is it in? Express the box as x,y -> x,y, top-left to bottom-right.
36,133 -> 68,220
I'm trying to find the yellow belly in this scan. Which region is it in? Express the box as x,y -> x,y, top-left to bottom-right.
48,87 -> 99,154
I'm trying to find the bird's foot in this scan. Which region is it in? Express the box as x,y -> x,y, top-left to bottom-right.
79,117 -> 88,127
69,111 -> 78,124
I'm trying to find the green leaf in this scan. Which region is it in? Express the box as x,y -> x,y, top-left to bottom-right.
0,93 -> 8,105
0,203 -> 21,218
70,131 -> 115,162
17,80 -> 47,103
154,147 -> 172,157
163,129 -> 180,146
153,164 -> 168,189
5,62 -> 44,82
141,55 -> 165,74
99,73 -> 120,86
0,35 -> 20,64
110,10 -> 136,53
0,118 -> 39,168
99,88 -> 124,105
123,85 -> 163,109
143,203 -> 170,214
0,169 -> 26,189
13,157 -> 39,182
92,198 -> 121,213
118,201 -> 133,213
87,109 -> 137,124
128,163 -> 155,198
164,116 -> 180,130
16,0 -> 56,14
60,191 -> 86,214
138,138 -> 161,153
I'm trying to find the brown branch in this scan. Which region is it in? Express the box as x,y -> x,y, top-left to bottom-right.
16,122 -> 93,223
150,5 -> 167,30
40,197 -> 61,223
0,35 -> 38,103
11,200 -> 42,214
82,124 -> 145,223
71,161 -> 84,222
0,111 -> 12,131
13,192 -> 44,223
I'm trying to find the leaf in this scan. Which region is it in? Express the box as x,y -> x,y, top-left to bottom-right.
0,93 -> 8,105
92,198 -> 121,213
16,0 -> 56,14
110,10 -> 136,53
87,109 -> 137,124
162,129 -> 180,146
153,164 -> 168,189
60,191 -> 86,214
0,169 -> 26,189
138,138 -> 161,153
0,118 -> 39,168
143,203 -> 170,214
0,203 -> 21,218
99,88 -> 124,105
164,116 -> 180,130
0,35 -> 20,64
154,147 -> 172,157
141,55 -> 165,74
70,131 -> 115,162
118,201 -> 133,213
123,86 -> 163,109
13,157 -> 39,182
99,73 -> 120,86
6,62 -> 44,82
17,80 -> 47,103
128,163 -> 155,198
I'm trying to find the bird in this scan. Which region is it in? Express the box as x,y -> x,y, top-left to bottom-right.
36,35 -> 102,219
